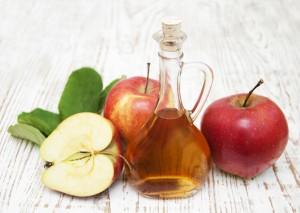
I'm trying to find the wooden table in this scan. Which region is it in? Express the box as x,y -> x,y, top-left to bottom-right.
0,0 -> 299,212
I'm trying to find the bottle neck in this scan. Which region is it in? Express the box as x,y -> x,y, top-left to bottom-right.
154,49 -> 184,114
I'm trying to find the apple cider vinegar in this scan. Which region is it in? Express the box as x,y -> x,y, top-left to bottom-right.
126,108 -> 211,198
125,17 -> 213,198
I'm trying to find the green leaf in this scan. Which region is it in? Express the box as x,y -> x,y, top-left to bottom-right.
99,76 -> 126,113
8,124 -> 46,146
58,67 -> 103,120
18,108 -> 61,136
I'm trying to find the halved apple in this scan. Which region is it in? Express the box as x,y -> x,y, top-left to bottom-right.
40,112 -> 123,197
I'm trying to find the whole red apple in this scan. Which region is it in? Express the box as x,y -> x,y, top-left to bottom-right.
104,76 -> 160,143
201,80 -> 288,178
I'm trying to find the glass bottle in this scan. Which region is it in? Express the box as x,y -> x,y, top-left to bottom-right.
125,17 -> 214,198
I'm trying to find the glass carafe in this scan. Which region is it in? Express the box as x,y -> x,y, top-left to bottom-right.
125,18 -> 214,198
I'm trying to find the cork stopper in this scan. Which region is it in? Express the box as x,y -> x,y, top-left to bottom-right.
153,17 -> 186,52
161,17 -> 182,38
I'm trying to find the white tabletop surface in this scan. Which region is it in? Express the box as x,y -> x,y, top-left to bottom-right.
0,0 -> 299,212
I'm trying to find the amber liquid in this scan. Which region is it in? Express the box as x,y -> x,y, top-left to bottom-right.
126,108 -> 211,198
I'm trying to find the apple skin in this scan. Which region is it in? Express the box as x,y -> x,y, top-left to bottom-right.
104,77 -> 160,143
201,94 -> 288,178
106,130 -> 124,181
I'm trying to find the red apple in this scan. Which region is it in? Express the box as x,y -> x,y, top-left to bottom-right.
201,80 -> 288,178
104,76 -> 161,143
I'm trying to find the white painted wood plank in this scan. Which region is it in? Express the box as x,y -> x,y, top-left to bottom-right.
0,0 -> 299,212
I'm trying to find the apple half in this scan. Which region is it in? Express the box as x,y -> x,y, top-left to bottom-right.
40,112 -> 123,197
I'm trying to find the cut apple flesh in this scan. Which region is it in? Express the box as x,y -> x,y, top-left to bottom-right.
40,113 -> 119,197
42,154 -> 114,197
40,113 -> 113,163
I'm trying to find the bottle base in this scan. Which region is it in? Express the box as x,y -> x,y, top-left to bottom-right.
131,176 -> 200,199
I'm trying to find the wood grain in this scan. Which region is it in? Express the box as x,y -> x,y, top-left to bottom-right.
0,0 -> 299,212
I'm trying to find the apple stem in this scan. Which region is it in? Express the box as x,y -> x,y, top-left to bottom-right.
144,62 -> 151,94
242,79 -> 264,107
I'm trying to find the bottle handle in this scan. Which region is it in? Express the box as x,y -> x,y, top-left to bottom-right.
177,61 -> 214,122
